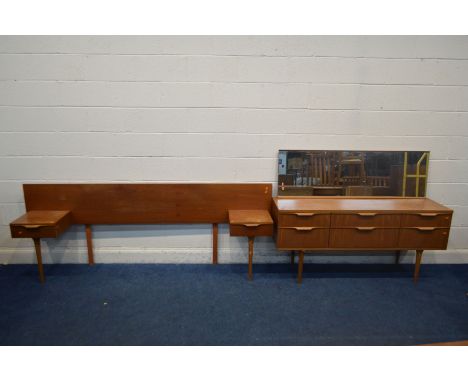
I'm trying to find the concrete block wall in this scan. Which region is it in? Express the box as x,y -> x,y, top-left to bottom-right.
0,36 -> 467,264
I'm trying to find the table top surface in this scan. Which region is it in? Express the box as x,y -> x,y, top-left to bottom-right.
10,210 -> 71,226
273,197 -> 452,213
228,209 -> 273,225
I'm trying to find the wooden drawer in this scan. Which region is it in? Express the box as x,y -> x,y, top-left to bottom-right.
10,225 -> 60,238
10,210 -> 72,239
230,223 -> 273,237
398,227 -> 449,249
401,213 -> 451,228
277,227 -> 329,249
331,213 -> 400,228
330,228 -> 399,248
278,212 -> 330,227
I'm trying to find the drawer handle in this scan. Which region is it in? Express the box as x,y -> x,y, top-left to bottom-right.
418,213 -> 438,217
295,213 -> 315,217
294,227 -> 315,231
416,227 -> 436,231
357,213 -> 377,217
20,225 -> 42,229
355,227 -> 376,231
243,224 -> 260,227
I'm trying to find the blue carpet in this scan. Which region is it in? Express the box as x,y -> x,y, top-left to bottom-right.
0,263 -> 467,345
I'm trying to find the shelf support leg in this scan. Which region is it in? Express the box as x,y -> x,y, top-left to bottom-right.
33,238 -> 45,284
297,250 -> 305,284
414,250 -> 423,283
212,223 -> 218,264
395,250 -> 401,264
248,236 -> 254,280
85,224 -> 95,265
290,250 -> 295,264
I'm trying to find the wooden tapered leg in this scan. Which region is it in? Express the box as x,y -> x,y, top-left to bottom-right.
212,223 -> 218,264
395,250 -> 401,264
414,250 -> 423,283
33,238 -> 45,284
297,250 -> 305,284
290,250 -> 295,264
248,236 -> 254,280
85,224 -> 95,265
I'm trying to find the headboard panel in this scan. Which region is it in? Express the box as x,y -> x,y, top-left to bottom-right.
23,184 -> 272,224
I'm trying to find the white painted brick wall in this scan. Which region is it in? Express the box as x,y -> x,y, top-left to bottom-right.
0,36 -> 467,264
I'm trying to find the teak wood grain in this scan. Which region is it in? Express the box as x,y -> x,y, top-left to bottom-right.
10,210 -> 72,239
277,227 -> 330,249
228,209 -> 274,279
331,213 -> 400,228
12,183 -> 272,283
229,224 -> 273,237
228,210 -> 273,225
279,213 -> 330,228
10,210 -> 71,226
329,228 -> 400,248
24,184 -> 272,224
401,213 -> 452,228
398,228 -> 450,249
274,197 -> 451,213
272,196 -> 453,284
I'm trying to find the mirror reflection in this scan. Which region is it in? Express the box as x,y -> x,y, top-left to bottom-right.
278,150 -> 430,197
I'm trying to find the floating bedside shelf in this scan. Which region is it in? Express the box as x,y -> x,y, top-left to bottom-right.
228,209 -> 274,280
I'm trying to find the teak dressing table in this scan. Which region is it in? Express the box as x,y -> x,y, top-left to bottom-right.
10,183 -> 272,283
272,196 -> 453,283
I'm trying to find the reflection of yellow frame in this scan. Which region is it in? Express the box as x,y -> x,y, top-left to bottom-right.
402,152 -> 430,196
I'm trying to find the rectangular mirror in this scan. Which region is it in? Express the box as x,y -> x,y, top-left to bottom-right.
278,150 -> 430,197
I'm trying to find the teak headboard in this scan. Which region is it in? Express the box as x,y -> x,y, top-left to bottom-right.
13,183 -> 273,281
23,183 -> 272,224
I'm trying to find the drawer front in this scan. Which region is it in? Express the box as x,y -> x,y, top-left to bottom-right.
331,213 -> 400,228
401,213 -> 451,228
230,224 -> 273,237
277,227 -> 329,249
278,212 -> 330,227
10,225 -> 58,238
398,228 -> 449,249
330,228 -> 399,248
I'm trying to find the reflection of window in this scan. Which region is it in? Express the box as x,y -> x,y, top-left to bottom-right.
278,150 -> 429,197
